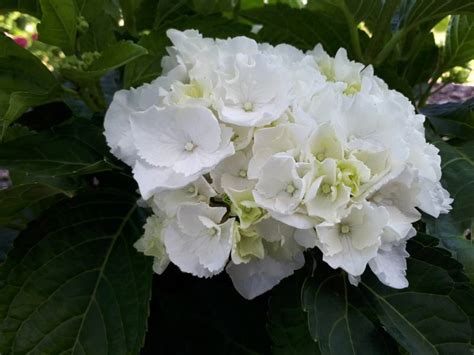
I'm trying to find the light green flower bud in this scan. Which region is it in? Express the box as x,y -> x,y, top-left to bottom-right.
231,224 -> 265,264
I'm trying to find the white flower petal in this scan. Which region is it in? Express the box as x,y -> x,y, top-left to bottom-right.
130,106 -> 221,170
133,159 -> 199,200
226,252 -> 304,299
369,243 -> 409,289
253,154 -> 305,215
315,203 -> 388,276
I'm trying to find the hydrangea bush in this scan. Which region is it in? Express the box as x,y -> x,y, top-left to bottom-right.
1,1 -> 473,354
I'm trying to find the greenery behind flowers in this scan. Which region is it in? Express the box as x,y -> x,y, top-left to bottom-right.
0,0 -> 473,354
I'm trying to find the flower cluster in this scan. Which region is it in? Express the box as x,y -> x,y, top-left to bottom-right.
104,30 -> 452,299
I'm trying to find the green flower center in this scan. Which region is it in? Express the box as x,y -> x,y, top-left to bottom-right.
340,224 -> 350,234
184,142 -> 195,151
243,102 -> 254,112
286,183 -> 296,194
322,183 -> 331,194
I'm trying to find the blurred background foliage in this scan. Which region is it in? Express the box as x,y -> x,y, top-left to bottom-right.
0,0 -> 474,104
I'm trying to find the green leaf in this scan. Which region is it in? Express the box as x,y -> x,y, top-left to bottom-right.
0,0 -> 41,16
438,237 -> 474,281
126,0 -> 191,32
61,41 -> 147,83
119,0 -> 143,34
267,270 -> 319,355
0,227 -> 17,264
363,0 -> 401,60
2,86 -> 65,134
302,271 -> 391,355
360,256 -> 472,354
307,0 -> 383,24
240,0 -> 265,9
402,32 -> 439,87
423,98 -> 474,140
37,0 -> 77,54
306,0 -> 379,61
408,233 -> 470,283
399,0 -> 474,30
410,234 -> 474,344
2,125 -> 34,143
151,0 -> 190,28
75,0 -> 119,53
241,4 -> 352,54
0,192 -> 153,354
425,133 -> 473,234
420,233 -> 474,283
192,0 -> 235,14
0,182 -> 74,226
0,120 -> 114,227
0,120 -> 114,185
0,34 -> 63,133
162,14 -> 253,39
423,129 -> 474,281
123,31 -> 168,88
0,34 -> 57,93
443,15 -> 474,70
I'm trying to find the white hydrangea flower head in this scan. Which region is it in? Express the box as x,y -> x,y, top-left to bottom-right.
104,29 -> 453,299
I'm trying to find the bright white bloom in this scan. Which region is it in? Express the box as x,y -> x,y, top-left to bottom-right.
104,29 -> 453,299
248,124 -> 308,179
103,65 -> 186,165
164,203 -> 235,277
162,78 -> 213,108
253,154 -> 306,215
315,203 -> 389,276
151,176 -> 216,218
304,159 -> 352,222
210,150 -> 253,194
368,242 -> 410,289
226,218 -> 315,299
130,106 -> 234,199
213,53 -> 291,127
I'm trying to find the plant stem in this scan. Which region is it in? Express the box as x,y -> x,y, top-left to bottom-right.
374,30 -> 405,66
77,81 -> 107,113
339,1 -> 364,62
61,86 -> 80,99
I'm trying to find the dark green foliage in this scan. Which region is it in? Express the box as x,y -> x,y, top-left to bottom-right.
0,192 -> 153,354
